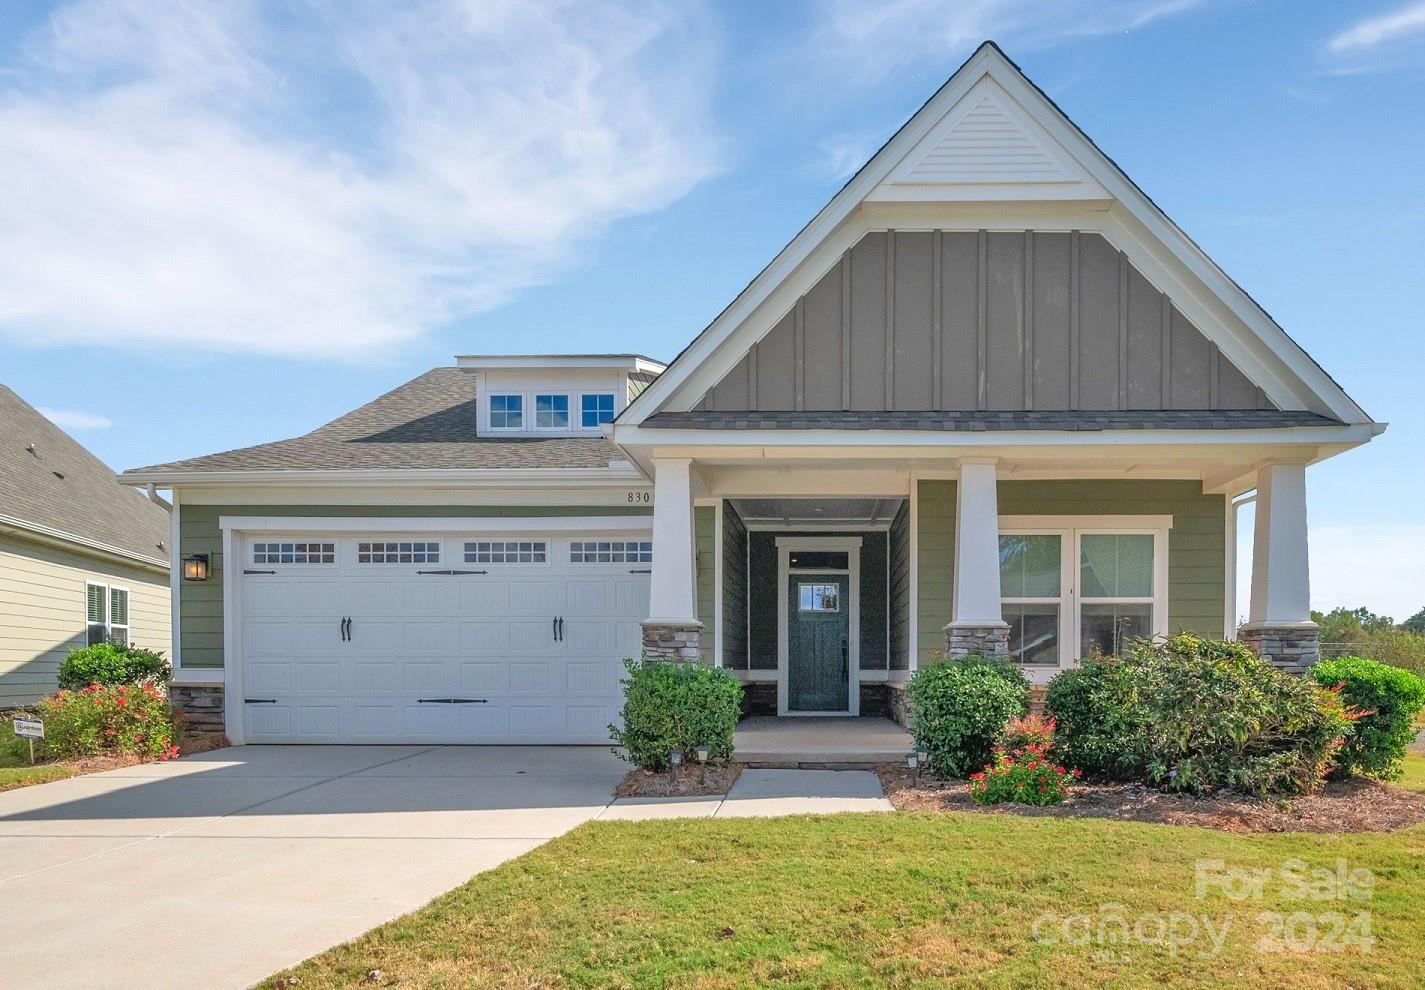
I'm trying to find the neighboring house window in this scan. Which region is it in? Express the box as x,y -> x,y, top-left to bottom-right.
534,394 -> 569,429
998,534 -> 1062,665
580,393 -> 616,428
464,540 -> 547,563
252,541 -> 335,564
86,582 -> 130,646
569,540 -> 652,563
1079,534 -> 1155,658
489,394 -> 523,429
357,541 -> 440,564
998,520 -> 1168,666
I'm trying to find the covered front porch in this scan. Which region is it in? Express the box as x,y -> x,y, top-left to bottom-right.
623,436 -> 1339,723
733,715 -> 914,768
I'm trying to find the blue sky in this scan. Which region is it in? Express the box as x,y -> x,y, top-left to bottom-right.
2,0 -> 1422,618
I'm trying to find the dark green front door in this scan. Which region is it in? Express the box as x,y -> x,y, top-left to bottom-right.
788,573 -> 850,712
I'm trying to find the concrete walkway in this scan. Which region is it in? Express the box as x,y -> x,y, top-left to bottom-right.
0,745 -> 627,990
600,769 -> 893,820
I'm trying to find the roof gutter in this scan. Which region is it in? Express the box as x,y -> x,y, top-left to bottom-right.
117,465 -> 650,488
0,513 -> 168,572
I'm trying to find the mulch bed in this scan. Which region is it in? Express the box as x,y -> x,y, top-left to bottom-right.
615,762 -> 742,798
877,765 -> 1425,834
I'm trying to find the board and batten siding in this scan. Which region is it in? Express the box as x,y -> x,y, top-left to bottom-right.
913,479 -> 1226,666
178,503 -> 653,670
694,506 -> 716,642
720,501 -> 749,669
698,231 -> 1270,414
0,533 -> 169,706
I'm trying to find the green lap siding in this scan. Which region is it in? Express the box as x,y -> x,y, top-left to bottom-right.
177,503 -> 653,670
914,479 -> 1227,665
695,506 -> 716,645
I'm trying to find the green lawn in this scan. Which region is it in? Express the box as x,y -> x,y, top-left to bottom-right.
264,812 -> 1425,990
0,719 -> 73,791
1400,753 -> 1425,794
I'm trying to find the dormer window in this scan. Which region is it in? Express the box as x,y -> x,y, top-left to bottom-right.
489,394 -> 523,429
581,393 -> 616,428
535,394 -> 569,430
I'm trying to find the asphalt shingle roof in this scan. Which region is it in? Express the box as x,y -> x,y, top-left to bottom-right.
124,368 -> 623,475
642,409 -> 1345,432
0,385 -> 170,563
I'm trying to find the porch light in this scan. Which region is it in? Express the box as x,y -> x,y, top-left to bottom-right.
182,554 -> 210,582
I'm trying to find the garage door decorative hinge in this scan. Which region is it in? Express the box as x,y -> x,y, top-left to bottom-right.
244,698 -> 277,704
244,569 -> 277,575
416,569 -> 489,576
416,698 -> 489,704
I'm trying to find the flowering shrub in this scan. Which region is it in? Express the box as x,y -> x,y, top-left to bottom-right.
968,750 -> 1079,806
35,683 -> 182,760
1000,713 -> 1057,754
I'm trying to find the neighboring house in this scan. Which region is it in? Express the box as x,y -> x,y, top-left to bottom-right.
121,44 -> 1381,746
1,386 -> 171,707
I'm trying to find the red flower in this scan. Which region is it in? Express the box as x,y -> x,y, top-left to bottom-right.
116,698 -> 128,708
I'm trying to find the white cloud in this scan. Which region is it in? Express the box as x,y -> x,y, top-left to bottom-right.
810,0 -> 1203,81
0,0 -> 721,359
1328,2 -> 1425,54
38,407 -> 113,430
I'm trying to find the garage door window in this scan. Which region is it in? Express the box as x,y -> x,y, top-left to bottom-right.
569,540 -> 652,563
252,541 -> 336,565
357,541 -> 440,564
464,540 -> 547,563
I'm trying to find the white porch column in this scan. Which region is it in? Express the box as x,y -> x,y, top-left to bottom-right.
642,457 -> 702,660
1240,462 -> 1318,673
946,459 -> 1009,656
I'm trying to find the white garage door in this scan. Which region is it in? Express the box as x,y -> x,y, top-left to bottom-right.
236,529 -> 652,744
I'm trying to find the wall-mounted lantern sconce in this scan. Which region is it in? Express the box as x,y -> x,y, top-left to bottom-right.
182,553 -> 210,582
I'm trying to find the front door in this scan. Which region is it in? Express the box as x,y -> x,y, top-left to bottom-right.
787,574 -> 850,712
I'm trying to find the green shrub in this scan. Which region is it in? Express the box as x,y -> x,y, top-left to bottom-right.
968,750 -> 1075,806
1310,656 -> 1425,780
609,659 -> 743,771
907,654 -> 1029,778
1048,634 -> 1354,796
57,642 -> 170,692
1044,655 -> 1153,781
36,683 -> 181,760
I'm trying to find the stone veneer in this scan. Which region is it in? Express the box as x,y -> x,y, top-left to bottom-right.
887,683 -> 910,729
944,623 -> 1010,657
1238,623 -> 1320,676
641,622 -> 703,661
170,683 -> 225,736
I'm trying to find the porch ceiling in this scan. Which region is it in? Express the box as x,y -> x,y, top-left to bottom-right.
732,497 -> 904,527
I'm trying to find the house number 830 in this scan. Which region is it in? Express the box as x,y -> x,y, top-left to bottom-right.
627,491 -> 651,503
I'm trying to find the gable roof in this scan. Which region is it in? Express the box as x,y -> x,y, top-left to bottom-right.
0,385 -> 169,567
618,41 -> 1373,430
121,368 -> 629,481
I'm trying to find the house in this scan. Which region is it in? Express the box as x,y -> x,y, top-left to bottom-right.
1,386 -> 171,707
121,43 -> 1381,745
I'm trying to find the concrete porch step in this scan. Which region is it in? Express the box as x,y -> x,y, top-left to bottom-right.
731,715 -> 913,769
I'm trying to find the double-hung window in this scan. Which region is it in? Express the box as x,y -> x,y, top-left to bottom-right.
998,517 -> 1169,667
86,582 -> 130,646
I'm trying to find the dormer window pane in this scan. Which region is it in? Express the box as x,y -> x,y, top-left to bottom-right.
535,394 -> 569,428
581,393 -> 616,427
490,395 -> 522,429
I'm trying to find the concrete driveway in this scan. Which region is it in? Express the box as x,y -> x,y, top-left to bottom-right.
0,745 -> 627,990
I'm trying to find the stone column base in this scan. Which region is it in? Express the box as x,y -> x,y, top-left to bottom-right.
1238,623 -> 1320,675
944,622 -> 1010,658
886,682 -> 911,729
641,621 -> 703,662
170,683 -> 225,736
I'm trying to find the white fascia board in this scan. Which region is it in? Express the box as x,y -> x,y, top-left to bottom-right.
119,466 -> 646,488
219,515 -> 654,533
0,513 -> 169,571
619,43 -> 1373,429
454,354 -> 666,372
611,423 -> 1379,451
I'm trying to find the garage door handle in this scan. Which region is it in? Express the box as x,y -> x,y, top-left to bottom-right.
417,698 -> 488,704
557,616 -> 564,641
340,617 -> 351,642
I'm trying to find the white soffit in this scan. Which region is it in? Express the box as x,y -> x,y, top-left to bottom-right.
868,76 -> 1109,201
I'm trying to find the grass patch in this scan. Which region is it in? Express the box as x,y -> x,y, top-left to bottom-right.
263,812 -> 1425,990
1400,753 -> 1425,794
0,764 -> 73,792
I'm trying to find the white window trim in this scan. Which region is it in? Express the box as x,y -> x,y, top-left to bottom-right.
533,393 -> 572,432
998,515 -> 1171,669
578,391 -> 617,431
775,536 -> 862,717
85,580 -> 131,646
487,393 -> 525,432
